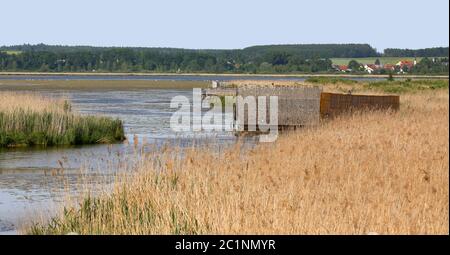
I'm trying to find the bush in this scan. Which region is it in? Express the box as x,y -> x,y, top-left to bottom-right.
306,77 -> 358,85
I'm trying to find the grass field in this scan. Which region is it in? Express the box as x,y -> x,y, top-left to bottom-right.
0,92 -> 125,147
304,77 -> 449,94
2,50 -> 22,55
25,83 -> 449,235
226,77 -> 449,94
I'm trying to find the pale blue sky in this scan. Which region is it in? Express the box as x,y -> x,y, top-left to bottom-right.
1,0 -> 448,51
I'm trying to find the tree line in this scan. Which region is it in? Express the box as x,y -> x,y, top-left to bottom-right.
0,44 -> 354,73
384,47 -> 449,57
0,44 -> 448,74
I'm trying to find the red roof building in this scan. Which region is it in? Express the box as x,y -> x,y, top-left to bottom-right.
338,65 -> 349,71
396,60 -> 415,69
366,64 -> 380,70
383,64 -> 395,71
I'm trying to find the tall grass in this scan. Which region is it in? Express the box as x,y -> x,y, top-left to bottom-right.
309,79 -> 449,94
365,79 -> 449,93
305,76 -> 358,85
27,89 -> 449,235
225,78 -> 449,94
0,92 -> 125,147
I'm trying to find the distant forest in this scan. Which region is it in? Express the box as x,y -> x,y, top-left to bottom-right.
0,44 -> 448,74
384,47 -> 449,57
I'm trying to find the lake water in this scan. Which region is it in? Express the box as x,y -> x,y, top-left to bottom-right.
0,80 -> 250,234
0,74 -> 401,234
0,73 -> 393,82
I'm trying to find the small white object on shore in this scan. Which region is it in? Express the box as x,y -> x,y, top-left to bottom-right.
211,80 -> 219,88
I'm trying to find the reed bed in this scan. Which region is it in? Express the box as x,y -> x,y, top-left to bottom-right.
27,89 -> 449,235
225,78 -> 449,94
0,92 -> 125,147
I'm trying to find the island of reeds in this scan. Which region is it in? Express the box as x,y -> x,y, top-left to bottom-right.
0,92 -> 125,147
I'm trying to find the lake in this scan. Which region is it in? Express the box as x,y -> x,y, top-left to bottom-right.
0,80 -> 241,234
0,74 -> 406,234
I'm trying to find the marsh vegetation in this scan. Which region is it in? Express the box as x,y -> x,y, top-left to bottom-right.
0,92 -> 125,147
26,84 -> 449,235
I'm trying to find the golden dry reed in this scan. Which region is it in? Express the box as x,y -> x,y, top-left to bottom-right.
28,89 -> 449,235
0,91 -> 69,113
0,91 -> 125,147
225,78 -> 449,94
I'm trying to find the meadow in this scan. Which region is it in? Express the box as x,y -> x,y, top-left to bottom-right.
26,83 -> 449,235
304,77 -> 449,93
0,92 -> 125,147
224,77 -> 449,94
4,50 -> 22,55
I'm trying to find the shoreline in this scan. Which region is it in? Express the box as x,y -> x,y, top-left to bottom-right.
0,71 -> 448,79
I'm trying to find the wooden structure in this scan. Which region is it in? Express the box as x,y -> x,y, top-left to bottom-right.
202,86 -> 400,132
236,87 -> 321,130
320,93 -> 400,118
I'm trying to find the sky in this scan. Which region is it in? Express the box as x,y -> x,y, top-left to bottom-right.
1,0 -> 449,52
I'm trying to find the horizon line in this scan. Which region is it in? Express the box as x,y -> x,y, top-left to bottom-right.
1,43 -> 449,53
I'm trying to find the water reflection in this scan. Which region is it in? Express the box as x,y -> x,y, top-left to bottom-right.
0,88 -> 245,233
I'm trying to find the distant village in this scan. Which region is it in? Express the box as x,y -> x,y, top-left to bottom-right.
333,59 -> 420,74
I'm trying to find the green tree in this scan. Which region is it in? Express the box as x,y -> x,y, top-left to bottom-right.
348,60 -> 361,71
